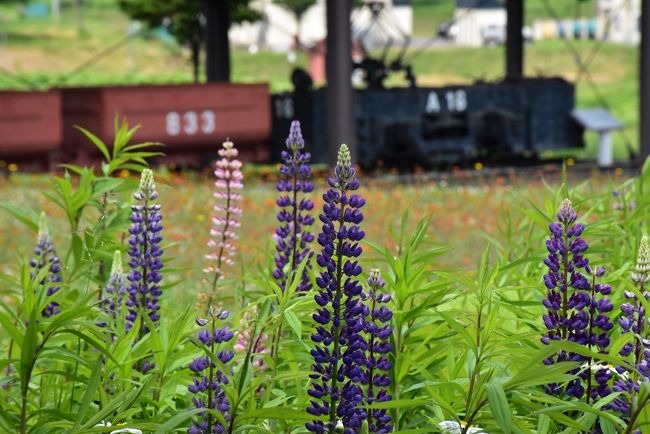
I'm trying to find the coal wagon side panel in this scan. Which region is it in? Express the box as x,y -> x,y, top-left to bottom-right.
0,90 -> 62,157
63,83 -> 271,163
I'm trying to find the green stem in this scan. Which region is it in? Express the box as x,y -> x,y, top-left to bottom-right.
97,191 -> 109,301
20,389 -> 28,434
624,393 -> 650,434
272,323 -> 283,376
461,398 -> 488,434
207,168 -> 232,313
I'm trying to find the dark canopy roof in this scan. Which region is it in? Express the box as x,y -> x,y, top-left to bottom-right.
456,0 -> 504,9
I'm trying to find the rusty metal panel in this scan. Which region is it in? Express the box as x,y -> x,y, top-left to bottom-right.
0,90 -> 62,156
62,83 -> 271,161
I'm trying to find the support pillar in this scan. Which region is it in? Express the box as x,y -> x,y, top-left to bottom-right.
326,0 -> 356,166
205,0 -> 231,82
640,0 -> 650,163
505,0 -> 524,80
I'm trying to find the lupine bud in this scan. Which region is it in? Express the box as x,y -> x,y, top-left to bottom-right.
273,121 -> 314,292
631,236 -> 650,284
306,144 -> 367,433
30,212 -> 62,318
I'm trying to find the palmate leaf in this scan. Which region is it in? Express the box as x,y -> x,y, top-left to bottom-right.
439,312 -> 476,353
392,430 -> 438,434
75,126 -> 111,162
283,310 -> 301,339
75,377 -> 154,432
0,202 -> 40,232
366,398 -> 430,410
71,356 -> 104,431
505,346 -> 581,389
634,381 -> 650,431
0,301 -> 23,345
237,407 -> 315,421
484,382 -> 513,434
153,408 -> 203,434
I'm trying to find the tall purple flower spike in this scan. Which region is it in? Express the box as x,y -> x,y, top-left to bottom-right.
610,236 -> 650,422
361,269 -> 393,433
273,120 -> 315,292
188,307 -> 235,434
125,169 -> 164,348
306,144 -> 368,433
30,212 -> 62,318
541,199 -> 613,403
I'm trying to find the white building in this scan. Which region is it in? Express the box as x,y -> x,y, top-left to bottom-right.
595,0 -> 640,44
453,0 -> 506,46
229,0 -> 413,52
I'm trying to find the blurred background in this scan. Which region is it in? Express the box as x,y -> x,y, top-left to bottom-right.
0,0 -> 645,172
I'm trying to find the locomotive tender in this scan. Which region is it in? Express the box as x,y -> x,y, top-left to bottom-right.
0,77 -> 582,169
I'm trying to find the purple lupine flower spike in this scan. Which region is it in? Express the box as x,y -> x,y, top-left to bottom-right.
30,212 -> 62,318
362,269 -> 393,433
273,121 -> 315,292
201,140 -> 243,310
610,236 -> 650,419
306,144 -> 368,433
541,199 -> 613,402
188,307 -> 235,434
125,169 -> 164,352
99,250 -> 125,329
579,267 -> 614,402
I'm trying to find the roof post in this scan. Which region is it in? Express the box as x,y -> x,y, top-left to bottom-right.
205,0 -> 231,82
505,0 -> 524,80
641,0 -> 650,163
326,0 -> 357,166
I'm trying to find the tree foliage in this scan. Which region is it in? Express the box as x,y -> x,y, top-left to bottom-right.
118,0 -> 260,45
274,0 -> 316,20
117,0 -> 260,80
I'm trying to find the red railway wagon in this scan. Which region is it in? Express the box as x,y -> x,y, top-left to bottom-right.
0,90 -> 62,169
62,83 -> 272,165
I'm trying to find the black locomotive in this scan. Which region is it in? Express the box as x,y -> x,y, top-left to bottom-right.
271,76 -> 581,168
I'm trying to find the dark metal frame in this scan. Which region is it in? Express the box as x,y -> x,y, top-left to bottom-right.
641,0 -> 650,162
326,0 -> 357,165
205,0 -> 231,82
505,0 -> 523,80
